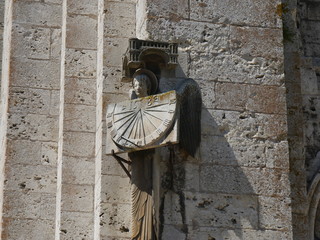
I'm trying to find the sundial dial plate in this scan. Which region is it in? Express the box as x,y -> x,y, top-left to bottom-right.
106,90 -> 179,154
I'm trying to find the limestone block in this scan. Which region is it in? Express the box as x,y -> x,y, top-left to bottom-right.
300,20 -> 320,44
103,66 -> 131,94
50,90 -> 60,116
265,141 -> 290,169
184,191 -> 259,229
13,2 -> 62,27
146,19 -> 229,52
66,14 -> 97,50
64,104 -> 96,132
3,191 -> 55,219
205,109 -> 288,141
230,26 -> 283,60
60,211 -> 94,240
10,59 -> 61,89
199,165 -> 255,195
65,49 -> 97,77
302,95 -> 320,121
67,0 -> 98,15
7,113 -> 59,141
2,218 -> 55,240
304,43 -> 320,57
189,53 -> 284,85
187,227 -> 292,240
162,191 -> 183,226
243,167 -> 291,197
215,83 -> 287,114
101,174 -> 131,203
50,28 -> 62,60
62,131 -> 95,157
147,0 -> 189,20
198,81 -> 215,108
104,37 -> 129,67
200,135 -> 267,168
7,140 -> 57,166
184,163 -> 199,191
65,77 -> 97,105
258,196 -> 292,230
300,67 -> 319,95
200,165 -> 290,196
61,184 -> 94,212
100,202 -> 131,238
189,0 -> 282,28
4,164 -> 57,193
308,2 -> 320,20
9,87 -> 54,115
104,1 -> 136,38
161,225 -> 186,240
12,24 -> 51,60
62,156 -> 95,185
101,154 -> 129,177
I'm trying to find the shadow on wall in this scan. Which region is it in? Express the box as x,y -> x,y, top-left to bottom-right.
158,105 -> 270,240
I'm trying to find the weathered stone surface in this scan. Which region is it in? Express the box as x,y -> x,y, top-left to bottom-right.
67,0 -> 98,15
104,37 -> 129,67
66,14 -> 98,50
101,174 -> 131,203
7,113 -> 59,141
65,48 -> 97,77
62,157 -> 95,185
62,132 -> 95,157
61,184 -> 94,212
11,24 -> 51,59
13,2 -> 62,27
189,0 -> 282,28
4,164 -> 57,193
64,104 -> 96,132
200,165 -> 290,197
65,77 -> 97,105
10,58 -> 61,89
7,140 -> 58,166
187,227 -> 292,240
258,196 -> 292,231
104,1 -> 136,38
2,218 -> 55,240
60,211 -> 94,240
184,191 -> 259,229
100,202 -> 131,239
3,191 -> 55,219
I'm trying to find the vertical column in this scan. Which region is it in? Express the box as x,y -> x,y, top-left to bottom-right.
1,0 -> 62,239
56,0 -> 99,239
100,0 -> 136,238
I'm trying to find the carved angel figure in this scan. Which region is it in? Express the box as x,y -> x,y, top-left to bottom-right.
129,69 -> 158,240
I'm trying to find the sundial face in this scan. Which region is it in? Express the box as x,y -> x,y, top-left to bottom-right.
106,91 -> 177,150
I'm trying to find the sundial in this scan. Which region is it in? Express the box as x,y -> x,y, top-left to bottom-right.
106,90 -> 179,154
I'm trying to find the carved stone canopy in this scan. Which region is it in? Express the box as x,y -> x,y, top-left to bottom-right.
122,38 -> 178,82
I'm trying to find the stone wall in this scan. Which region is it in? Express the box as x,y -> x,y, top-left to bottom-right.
132,0 -> 294,239
0,0 -> 316,239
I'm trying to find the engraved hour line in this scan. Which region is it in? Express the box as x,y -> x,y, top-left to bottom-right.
143,113 -> 158,131
133,110 -> 141,140
141,112 -> 156,135
140,110 -> 146,145
120,136 -> 140,147
144,111 -> 163,121
125,112 -> 140,140
115,112 -> 138,132
113,109 -> 137,115
113,111 -> 135,123
118,111 -> 139,140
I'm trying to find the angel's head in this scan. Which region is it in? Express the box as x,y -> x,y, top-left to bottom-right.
133,74 -> 151,98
